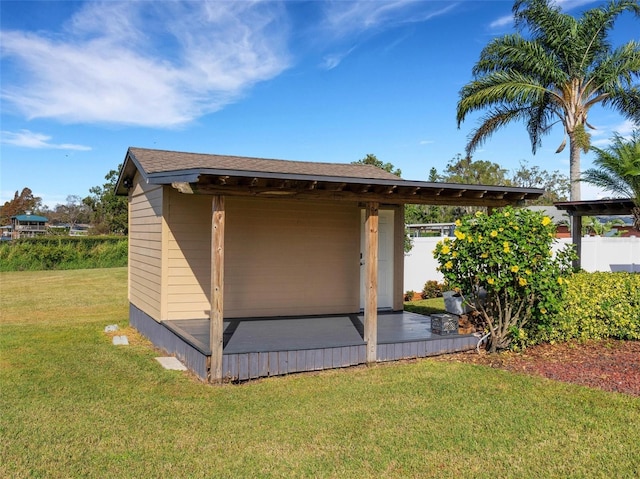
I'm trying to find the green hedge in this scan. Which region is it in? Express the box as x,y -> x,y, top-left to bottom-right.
540,272 -> 640,341
0,236 -> 128,271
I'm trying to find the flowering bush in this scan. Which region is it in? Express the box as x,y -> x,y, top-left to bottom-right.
433,206 -> 575,352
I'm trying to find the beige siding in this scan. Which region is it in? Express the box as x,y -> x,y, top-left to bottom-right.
164,194 -> 361,320
165,190 -> 212,320
128,175 -> 163,320
224,197 -> 360,318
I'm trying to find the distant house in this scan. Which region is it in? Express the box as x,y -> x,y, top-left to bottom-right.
10,213 -> 48,239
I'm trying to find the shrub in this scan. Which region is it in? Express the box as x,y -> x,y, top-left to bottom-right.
0,236 -> 128,271
540,272 -> 640,341
433,207 -> 575,352
421,280 -> 443,299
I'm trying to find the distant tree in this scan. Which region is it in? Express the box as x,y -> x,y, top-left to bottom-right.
440,154 -> 510,185
581,131 -> 640,228
457,0 -> 640,200
511,161 -> 570,205
84,167 -> 128,234
0,187 -> 43,225
352,154 -> 402,177
56,195 -> 91,228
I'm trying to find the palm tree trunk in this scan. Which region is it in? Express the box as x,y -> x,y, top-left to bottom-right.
569,133 -> 582,201
633,206 -> 640,231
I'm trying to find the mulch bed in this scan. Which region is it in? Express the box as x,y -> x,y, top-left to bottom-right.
433,339 -> 640,397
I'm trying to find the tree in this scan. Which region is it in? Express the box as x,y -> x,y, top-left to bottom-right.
433,207 -> 575,352
457,0 -> 640,200
57,195 -> 91,228
581,131 -> 640,228
0,188 -> 43,225
440,154 -> 510,185
352,154 -> 402,177
83,167 -> 128,234
511,160 -> 569,204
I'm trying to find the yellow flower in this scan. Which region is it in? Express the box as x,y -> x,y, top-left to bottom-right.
481,252 -> 488,258
452,251 -> 458,258
445,261 -> 453,269
542,216 -> 552,226
557,277 -> 564,285
490,230 -> 498,238
514,225 -> 519,231
504,212 -> 510,217
525,269 -> 532,275
467,236 -> 473,243
455,219 -> 462,227
511,265 -> 519,273
477,235 -> 483,242
454,230 -> 466,240
503,242 -> 510,253
475,211 -> 483,217
441,245 -> 451,254
499,227 -> 504,232
487,277 -> 495,285
540,308 -> 547,314
519,277 -> 527,286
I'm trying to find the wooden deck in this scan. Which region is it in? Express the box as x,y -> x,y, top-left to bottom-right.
130,304 -> 478,381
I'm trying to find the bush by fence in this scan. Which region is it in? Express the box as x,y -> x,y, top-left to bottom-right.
537,272 -> 640,342
0,237 -> 128,271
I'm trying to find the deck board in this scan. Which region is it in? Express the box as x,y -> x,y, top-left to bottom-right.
154,310 -> 477,380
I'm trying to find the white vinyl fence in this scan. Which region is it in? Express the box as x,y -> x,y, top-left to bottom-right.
404,236 -> 640,292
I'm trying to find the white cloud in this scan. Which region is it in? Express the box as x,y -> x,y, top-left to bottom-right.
419,140 -> 434,145
489,15 -> 513,29
1,130 -> 91,150
0,1 -> 291,128
322,1 -> 458,38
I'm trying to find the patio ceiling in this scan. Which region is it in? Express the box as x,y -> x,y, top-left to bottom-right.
116,147 -> 544,208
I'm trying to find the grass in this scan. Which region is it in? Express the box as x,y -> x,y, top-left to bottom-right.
403,297 -> 447,315
2,269 -> 639,478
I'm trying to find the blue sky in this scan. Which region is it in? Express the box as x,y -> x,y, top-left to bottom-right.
1,0 -> 638,208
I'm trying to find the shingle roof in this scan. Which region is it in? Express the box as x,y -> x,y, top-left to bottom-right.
128,147 -> 400,181
116,146 -> 545,206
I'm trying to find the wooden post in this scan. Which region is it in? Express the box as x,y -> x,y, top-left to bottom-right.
209,195 -> 225,383
392,205 -> 404,311
364,202 -> 379,363
571,214 -> 582,270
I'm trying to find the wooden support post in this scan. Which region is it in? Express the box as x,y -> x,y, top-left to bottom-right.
571,214 -> 582,271
364,202 -> 379,363
392,205 -> 404,311
209,195 -> 225,383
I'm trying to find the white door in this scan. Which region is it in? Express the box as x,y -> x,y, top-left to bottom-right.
360,209 -> 394,309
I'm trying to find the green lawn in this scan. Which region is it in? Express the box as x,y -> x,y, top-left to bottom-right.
1,269 -> 639,478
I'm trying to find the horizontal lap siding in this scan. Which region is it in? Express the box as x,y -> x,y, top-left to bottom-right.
129,177 -> 163,321
166,190 -> 211,320
224,197 -> 360,318
164,195 -> 361,320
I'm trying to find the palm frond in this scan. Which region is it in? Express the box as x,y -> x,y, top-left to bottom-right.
465,106 -> 532,155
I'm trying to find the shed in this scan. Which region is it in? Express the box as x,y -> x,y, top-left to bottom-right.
116,147 -> 543,382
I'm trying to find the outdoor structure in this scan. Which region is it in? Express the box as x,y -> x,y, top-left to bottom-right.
555,199 -> 637,269
10,213 -> 48,239
115,147 -> 543,382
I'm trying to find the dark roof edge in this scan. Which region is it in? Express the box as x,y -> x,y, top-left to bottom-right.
144,167 -> 544,195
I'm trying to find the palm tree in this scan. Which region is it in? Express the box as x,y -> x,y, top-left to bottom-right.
581,131 -> 640,228
457,0 -> 640,200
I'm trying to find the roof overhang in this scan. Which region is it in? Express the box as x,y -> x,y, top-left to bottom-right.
116,147 -> 544,208
554,199 -> 636,216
